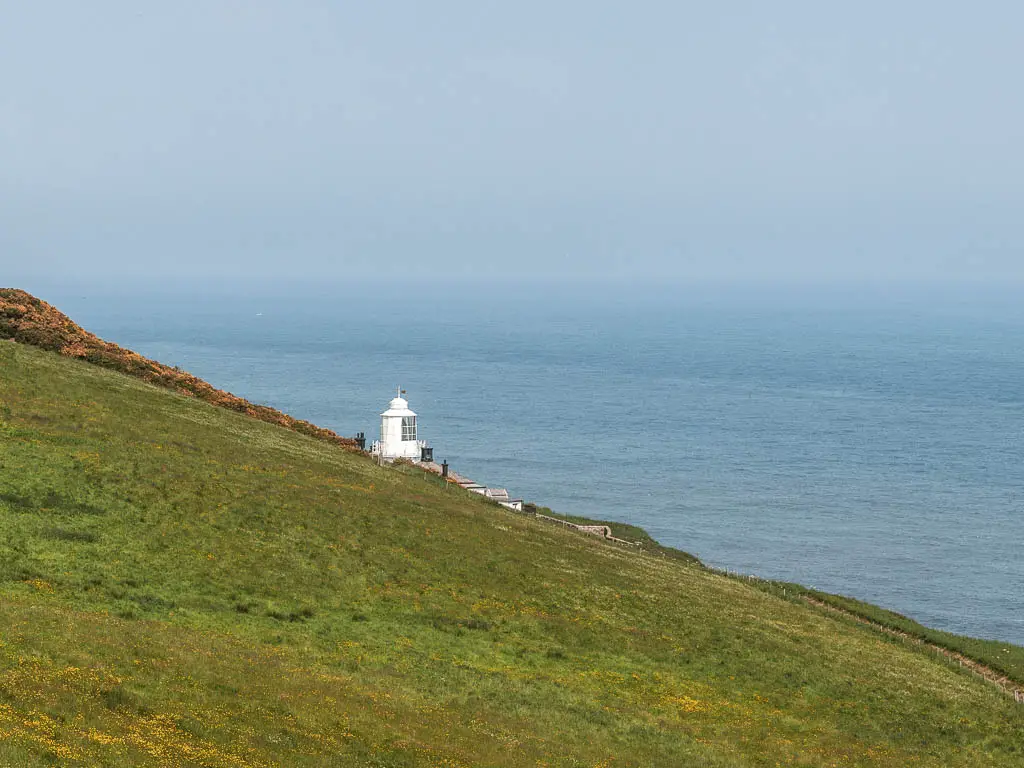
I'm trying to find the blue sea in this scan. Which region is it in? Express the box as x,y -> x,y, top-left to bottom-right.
48,281 -> 1024,646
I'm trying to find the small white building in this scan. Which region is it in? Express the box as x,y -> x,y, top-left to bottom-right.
370,389 -> 430,461
483,488 -> 524,512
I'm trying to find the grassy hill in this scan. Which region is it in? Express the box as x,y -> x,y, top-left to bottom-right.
2,334 -> 1024,765
0,288 -> 356,450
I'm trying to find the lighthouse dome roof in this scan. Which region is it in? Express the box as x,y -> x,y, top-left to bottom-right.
381,396 -> 416,417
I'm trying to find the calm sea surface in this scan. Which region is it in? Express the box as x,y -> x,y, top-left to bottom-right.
49,282 -> 1024,645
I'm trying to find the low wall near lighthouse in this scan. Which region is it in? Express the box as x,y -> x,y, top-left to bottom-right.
416,460 -> 640,548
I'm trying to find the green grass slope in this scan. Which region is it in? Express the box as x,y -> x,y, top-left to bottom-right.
1,340 -> 1023,767
762,584 -> 1024,687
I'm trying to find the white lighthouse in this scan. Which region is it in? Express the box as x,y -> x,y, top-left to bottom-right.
371,388 -> 430,461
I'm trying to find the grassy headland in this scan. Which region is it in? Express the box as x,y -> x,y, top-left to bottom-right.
1,299 -> 1023,765
0,288 -> 355,449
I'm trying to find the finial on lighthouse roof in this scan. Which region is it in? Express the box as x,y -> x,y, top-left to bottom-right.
382,386 -> 414,416
388,385 -> 409,410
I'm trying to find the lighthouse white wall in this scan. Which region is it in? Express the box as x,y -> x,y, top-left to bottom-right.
378,396 -> 423,460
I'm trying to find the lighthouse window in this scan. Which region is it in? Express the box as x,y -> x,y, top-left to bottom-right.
401,416 -> 417,441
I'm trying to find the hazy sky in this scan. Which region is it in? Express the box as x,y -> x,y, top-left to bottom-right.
2,2 -> 1022,286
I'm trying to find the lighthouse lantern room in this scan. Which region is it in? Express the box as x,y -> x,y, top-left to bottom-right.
371,388 -> 429,461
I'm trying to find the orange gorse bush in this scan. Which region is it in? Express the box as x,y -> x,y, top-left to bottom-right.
0,289 -> 357,450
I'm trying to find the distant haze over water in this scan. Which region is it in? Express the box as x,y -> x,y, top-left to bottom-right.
46,280 -> 1024,645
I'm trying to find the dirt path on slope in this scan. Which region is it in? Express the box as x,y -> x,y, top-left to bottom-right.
801,596 -> 1024,703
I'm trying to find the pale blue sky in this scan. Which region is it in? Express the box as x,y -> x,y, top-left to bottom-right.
2,2 -> 1022,286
